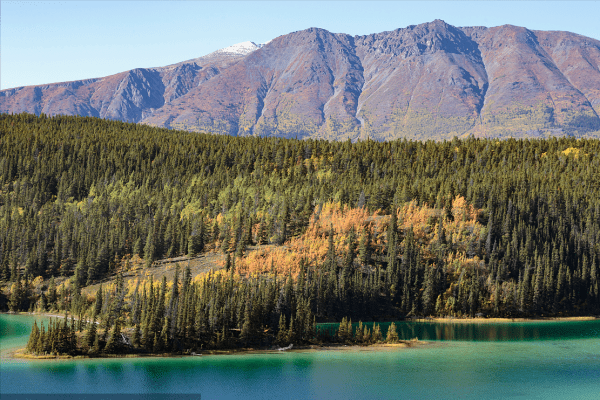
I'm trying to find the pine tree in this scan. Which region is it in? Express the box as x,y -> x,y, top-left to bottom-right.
358,227 -> 371,266
225,253 -> 232,272
258,215 -> 269,245
337,316 -> 348,342
363,325 -> 371,344
104,318 -> 122,354
533,256 -> 544,312
344,228 -> 357,270
346,318 -> 353,343
325,225 -> 336,272
355,321 -> 364,343
9,277 -> 22,312
91,333 -> 100,355
240,296 -> 253,346
276,314 -> 287,345
386,322 -> 399,343
435,295 -> 444,316
159,317 -> 170,352
188,219 -> 204,257
94,284 -> 103,317
0,239 -> 10,282
144,229 -> 156,267
133,238 -> 142,257
74,256 -> 86,290
37,323 -> 46,355
47,277 -> 57,310
554,263 -> 567,311
26,321 -> 40,353
372,323 -> 383,343
422,266 -> 437,316
286,315 -> 295,344
131,322 -> 141,349
85,313 -> 98,351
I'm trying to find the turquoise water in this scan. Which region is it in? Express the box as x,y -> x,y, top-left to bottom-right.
318,319 -> 600,341
2,314 -> 600,399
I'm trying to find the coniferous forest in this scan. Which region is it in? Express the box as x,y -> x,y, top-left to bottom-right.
1,112 -> 599,356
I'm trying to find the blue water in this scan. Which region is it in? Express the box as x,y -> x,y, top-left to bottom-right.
2,314 -> 600,399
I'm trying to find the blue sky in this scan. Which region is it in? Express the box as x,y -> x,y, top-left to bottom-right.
2,1 -> 599,89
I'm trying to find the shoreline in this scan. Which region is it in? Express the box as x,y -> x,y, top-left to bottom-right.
2,311 -> 434,361
422,316 -> 599,323
5,311 -> 598,323
5,340 -> 435,361
3,312 -> 597,361
2,311 -> 96,321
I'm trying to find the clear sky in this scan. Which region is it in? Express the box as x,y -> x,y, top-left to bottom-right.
2,1 -> 599,90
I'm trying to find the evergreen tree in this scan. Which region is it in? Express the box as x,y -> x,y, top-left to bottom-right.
85,315 -> 98,352
26,321 -> 40,353
372,323 -> 383,343
104,318 -> 122,354
144,229 -> 156,267
9,276 -> 22,312
276,314 -> 287,345
344,228 -> 357,270
358,227 -> 371,266
386,322 -> 399,343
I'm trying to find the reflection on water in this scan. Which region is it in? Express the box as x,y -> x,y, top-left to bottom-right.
2,314 -> 600,399
318,319 -> 600,341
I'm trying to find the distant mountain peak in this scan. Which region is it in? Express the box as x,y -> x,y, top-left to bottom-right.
159,39 -> 271,70
210,41 -> 266,56
2,22 -> 600,140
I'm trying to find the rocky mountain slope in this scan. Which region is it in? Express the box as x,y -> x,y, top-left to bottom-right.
2,20 -> 600,140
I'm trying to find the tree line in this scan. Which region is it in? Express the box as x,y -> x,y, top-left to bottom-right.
0,112 -> 599,336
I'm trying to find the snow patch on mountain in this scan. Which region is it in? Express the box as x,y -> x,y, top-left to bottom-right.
207,40 -> 272,57
159,40 -> 270,70
219,41 -> 263,55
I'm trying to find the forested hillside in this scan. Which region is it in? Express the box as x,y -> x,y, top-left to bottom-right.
1,113 -> 599,354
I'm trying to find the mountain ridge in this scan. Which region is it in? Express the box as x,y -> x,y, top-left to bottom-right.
2,20 -> 600,140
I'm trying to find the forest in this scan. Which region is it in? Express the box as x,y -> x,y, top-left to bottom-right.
0,112 -> 599,355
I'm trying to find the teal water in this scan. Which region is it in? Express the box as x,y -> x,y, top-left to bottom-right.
318,319 -> 600,341
2,314 -> 600,399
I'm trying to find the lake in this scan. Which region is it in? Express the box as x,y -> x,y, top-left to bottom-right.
1,314 -> 599,399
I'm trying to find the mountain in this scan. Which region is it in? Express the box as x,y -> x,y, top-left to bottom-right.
2,20 -> 600,140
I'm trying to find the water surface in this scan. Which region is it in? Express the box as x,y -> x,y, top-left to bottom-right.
318,319 -> 600,341
2,314 -> 599,399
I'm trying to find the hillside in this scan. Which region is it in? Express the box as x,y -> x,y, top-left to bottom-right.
1,113 -> 599,314
2,20 -> 600,140
2,113 -> 600,353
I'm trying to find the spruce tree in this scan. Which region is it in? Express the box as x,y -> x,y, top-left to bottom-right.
276,314 -> 287,345
26,321 -> 40,353
144,229 -> 155,267
344,228 -> 357,270
0,239 -> 10,282
372,323 -> 383,343
386,322 -> 399,343
91,333 -> 100,355
85,313 -> 98,351
9,273 -> 22,312
286,315 -> 295,344
363,325 -> 371,344
358,227 -> 371,266
104,318 -> 123,354
355,321 -> 364,343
